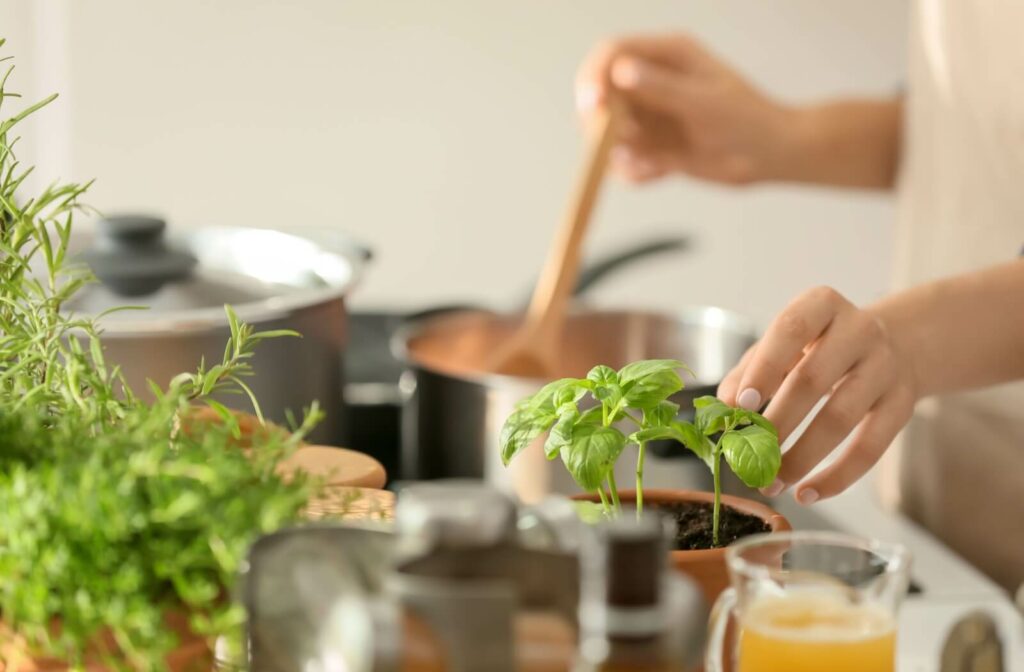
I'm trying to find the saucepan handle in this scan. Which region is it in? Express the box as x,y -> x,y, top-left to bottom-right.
704,587 -> 738,672
518,233 -> 692,308
574,234 -> 691,297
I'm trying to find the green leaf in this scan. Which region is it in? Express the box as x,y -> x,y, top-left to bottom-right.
577,405 -> 604,426
230,376 -> 265,423
618,359 -> 691,384
589,366 -> 618,389
560,425 -> 626,491
737,409 -> 776,434
516,378 -> 581,413
586,365 -> 622,406
672,420 -> 714,466
643,400 -> 680,427
205,399 -> 241,438
694,395 -> 734,436
586,365 -> 618,386
151,491 -> 203,523
628,420 -> 712,468
573,500 -> 609,524
251,329 -> 301,340
554,383 -> 587,409
621,368 -> 684,409
544,406 -> 578,460
721,425 -> 781,489
500,407 -> 557,465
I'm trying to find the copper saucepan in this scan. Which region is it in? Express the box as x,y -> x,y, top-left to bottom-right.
394,305 -> 757,502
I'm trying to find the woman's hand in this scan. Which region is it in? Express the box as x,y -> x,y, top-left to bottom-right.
575,33 -> 903,189
575,33 -> 798,185
717,287 -> 918,504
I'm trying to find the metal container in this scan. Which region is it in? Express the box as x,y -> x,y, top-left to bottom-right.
66,216 -> 366,444
393,307 -> 757,502
346,235 -> 691,481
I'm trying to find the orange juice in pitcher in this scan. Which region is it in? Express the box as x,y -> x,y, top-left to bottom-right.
704,532 -> 909,672
738,591 -> 896,672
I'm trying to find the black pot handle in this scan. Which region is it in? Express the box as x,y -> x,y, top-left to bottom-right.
518,234 -> 692,308
400,233 -> 692,323
575,234 -> 692,297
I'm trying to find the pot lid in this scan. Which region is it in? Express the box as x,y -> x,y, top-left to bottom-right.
64,215 -> 367,334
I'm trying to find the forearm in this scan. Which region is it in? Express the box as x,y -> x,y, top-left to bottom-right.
869,261 -> 1024,397
769,98 -> 903,190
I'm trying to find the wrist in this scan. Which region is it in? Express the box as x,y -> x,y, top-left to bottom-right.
867,298 -> 927,402
757,104 -> 824,184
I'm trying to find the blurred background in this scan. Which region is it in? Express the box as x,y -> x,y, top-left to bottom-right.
1,0 -> 907,326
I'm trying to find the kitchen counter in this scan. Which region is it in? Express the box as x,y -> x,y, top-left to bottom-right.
642,453 -> 1024,669
774,480 -> 1023,669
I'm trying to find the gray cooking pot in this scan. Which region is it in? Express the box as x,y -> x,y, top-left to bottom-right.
393,306 -> 757,503
65,215 -> 366,445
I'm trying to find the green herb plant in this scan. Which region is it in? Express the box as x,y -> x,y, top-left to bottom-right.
0,38 -> 327,669
500,359 -> 781,546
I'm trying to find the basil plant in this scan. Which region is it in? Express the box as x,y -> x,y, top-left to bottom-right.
500,359 -> 781,545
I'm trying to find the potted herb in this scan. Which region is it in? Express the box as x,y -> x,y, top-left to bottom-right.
500,359 -> 791,600
0,38 -> 340,669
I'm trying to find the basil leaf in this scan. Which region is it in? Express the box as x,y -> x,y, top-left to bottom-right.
749,411 -> 776,434
617,359 -> 691,384
554,383 -> 587,409
621,369 -> 684,408
729,409 -> 776,435
672,420 -> 714,467
577,405 -> 604,426
573,500 -> 609,524
560,425 -> 626,491
516,378 -> 580,413
544,406 -> 578,460
721,425 -> 781,489
627,419 -> 712,468
628,426 -> 679,444
587,365 -> 622,406
586,365 -> 618,387
694,395 -> 733,436
643,400 -> 680,427
500,407 -> 557,466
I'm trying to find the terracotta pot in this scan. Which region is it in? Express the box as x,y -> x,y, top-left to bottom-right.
0,611 -> 210,672
574,488 -> 791,604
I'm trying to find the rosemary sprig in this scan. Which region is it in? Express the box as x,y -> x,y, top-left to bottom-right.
0,37 -> 325,669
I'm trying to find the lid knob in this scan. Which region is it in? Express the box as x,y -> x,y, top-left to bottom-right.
79,214 -> 197,297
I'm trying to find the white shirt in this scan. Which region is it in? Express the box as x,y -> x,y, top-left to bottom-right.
894,0 -> 1024,592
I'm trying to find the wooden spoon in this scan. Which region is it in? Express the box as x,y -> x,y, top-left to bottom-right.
487,102 -> 621,378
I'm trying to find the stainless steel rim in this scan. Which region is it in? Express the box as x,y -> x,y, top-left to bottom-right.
82,226 -> 366,335
391,305 -> 758,388
725,530 -> 913,583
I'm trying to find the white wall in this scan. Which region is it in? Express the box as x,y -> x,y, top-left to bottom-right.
2,0 -> 908,327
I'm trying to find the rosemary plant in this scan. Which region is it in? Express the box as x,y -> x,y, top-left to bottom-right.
0,38 -> 325,668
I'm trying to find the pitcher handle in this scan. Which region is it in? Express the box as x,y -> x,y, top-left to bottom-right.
704,587 -> 738,672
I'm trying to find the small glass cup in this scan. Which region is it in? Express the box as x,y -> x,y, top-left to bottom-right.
705,531 -> 911,672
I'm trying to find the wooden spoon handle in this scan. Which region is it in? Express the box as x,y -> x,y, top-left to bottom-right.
523,101 -> 621,333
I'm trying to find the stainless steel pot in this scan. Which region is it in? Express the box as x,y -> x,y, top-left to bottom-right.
346,236 -> 691,481
65,215 -> 366,445
393,307 -> 757,502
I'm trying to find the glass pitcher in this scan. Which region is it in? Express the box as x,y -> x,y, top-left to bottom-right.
705,531 -> 911,672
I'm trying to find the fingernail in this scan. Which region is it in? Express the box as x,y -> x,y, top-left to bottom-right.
761,478 -> 785,498
611,57 -> 643,89
737,388 -> 761,411
575,83 -> 599,111
797,488 -> 819,506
